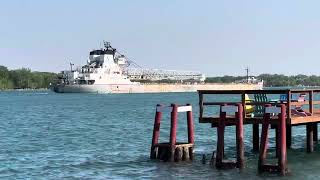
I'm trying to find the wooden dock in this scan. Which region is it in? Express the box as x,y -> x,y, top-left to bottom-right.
198,89 -> 320,175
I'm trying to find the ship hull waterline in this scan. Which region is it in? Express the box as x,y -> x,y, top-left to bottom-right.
53,83 -> 263,93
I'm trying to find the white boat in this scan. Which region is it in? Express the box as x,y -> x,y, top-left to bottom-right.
53,42 -> 144,93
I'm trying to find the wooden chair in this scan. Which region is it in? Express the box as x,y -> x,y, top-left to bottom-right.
251,94 -> 269,117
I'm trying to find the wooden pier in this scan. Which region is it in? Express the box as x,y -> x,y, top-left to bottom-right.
198,89 -> 320,175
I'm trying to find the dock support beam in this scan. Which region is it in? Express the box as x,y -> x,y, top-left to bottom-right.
286,125 -> 292,149
258,104 -> 288,176
151,104 -> 162,159
169,104 -> 178,161
307,123 -> 314,153
252,124 -> 259,152
313,123 -> 318,143
216,104 -> 244,169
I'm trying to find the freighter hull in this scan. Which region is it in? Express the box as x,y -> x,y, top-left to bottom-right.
53,83 -> 263,93
53,84 -> 142,93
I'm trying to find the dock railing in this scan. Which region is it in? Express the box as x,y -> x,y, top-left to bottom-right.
198,89 -> 320,125
198,88 -> 320,152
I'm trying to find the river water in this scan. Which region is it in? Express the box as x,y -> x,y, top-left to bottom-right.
1,91 -> 320,179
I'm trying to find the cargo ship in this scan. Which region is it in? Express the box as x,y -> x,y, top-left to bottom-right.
53,42 -> 262,93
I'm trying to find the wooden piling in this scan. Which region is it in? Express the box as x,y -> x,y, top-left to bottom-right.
286,124 -> 292,149
253,124 -> 259,152
215,105 -> 226,169
215,104 -> 244,169
279,104 -> 287,176
258,105 -> 271,173
258,104 -> 287,175
150,103 -> 194,162
151,104 -> 162,159
174,147 -> 183,162
275,126 -> 280,158
313,123 -> 318,143
169,104 -> 178,161
307,123 -> 314,153
186,103 -> 195,144
182,147 -> 189,160
236,103 -> 244,169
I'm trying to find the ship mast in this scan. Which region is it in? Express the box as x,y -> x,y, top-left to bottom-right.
245,67 -> 249,83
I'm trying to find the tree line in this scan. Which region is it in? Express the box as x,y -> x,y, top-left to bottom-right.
205,74 -> 320,87
0,65 -> 57,89
2,64 -> 320,89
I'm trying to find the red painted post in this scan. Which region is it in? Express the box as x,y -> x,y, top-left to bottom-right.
236,103 -> 244,169
258,104 -> 271,173
152,104 -> 162,146
150,104 -> 163,159
169,104 -> 178,161
279,104 -> 287,176
216,104 -> 226,169
186,103 -> 194,144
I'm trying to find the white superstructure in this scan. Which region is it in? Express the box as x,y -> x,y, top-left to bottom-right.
53,42 -> 140,93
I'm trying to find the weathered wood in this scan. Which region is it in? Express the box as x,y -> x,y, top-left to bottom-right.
182,147 -> 189,160
150,146 -> 158,159
174,147 -> 183,162
159,147 -> 168,161
189,147 -> 194,160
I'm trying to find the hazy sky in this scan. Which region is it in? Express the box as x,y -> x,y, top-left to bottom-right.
1,0 -> 320,76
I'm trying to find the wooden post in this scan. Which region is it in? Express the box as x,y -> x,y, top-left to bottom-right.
186,103 -> 195,144
286,125 -> 292,148
216,104 -> 226,169
241,93 -> 246,118
279,104 -> 287,176
169,104 -> 178,161
151,104 -> 162,159
307,123 -> 314,153
310,91 -> 318,143
258,104 -> 271,173
314,123 -> 318,143
199,93 -> 203,121
286,90 -> 292,149
253,124 -> 259,152
236,103 -> 244,169
309,91 -> 313,115
275,126 -> 280,158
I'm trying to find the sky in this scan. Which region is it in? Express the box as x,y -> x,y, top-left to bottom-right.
1,0 -> 320,76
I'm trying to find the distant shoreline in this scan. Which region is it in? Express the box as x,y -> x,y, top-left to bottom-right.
0,88 -> 49,91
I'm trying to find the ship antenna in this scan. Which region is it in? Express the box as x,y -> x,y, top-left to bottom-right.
70,62 -> 74,72
245,67 -> 249,83
103,41 -> 111,49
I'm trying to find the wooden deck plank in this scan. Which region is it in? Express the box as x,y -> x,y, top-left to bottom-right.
291,115 -> 320,125
200,114 -> 320,126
